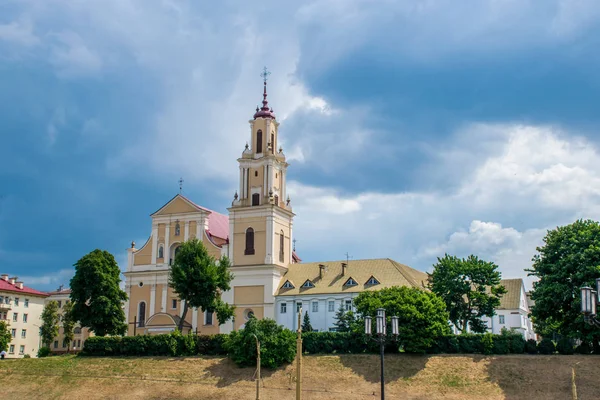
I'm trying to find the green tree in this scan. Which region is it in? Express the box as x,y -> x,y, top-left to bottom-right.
169,238 -> 235,332
353,286 -> 450,353
0,321 -> 11,352
70,249 -> 128,336
302,311 -> 313,332
62,301 -> 76,353
40,301 -> 60,347
428,254 -> 506,333
333,304 -> 356,332
527,220 -> 600,349
225,317 -> 296,368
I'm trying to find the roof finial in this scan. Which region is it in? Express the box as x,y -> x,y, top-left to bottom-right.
179,177 -> 184,194
253,67 -> 275,120
293,238 -> 297,252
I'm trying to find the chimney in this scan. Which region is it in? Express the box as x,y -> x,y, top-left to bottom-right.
16,281 -> 23,290
319,264 -> 326,279
341,263 -> 347,276
58,284 -> 64,292
1,274 -> 8,281
9,277 -> 17,285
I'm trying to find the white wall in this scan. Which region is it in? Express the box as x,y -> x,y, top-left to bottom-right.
1,293 -> 45,358
275,293 -> 359,332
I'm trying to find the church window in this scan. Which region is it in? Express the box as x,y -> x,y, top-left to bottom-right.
279,230 -> 284,262
171,299 -> 177,309
138,302 -> 146,327
280,303 -> 287,313
344,277 -> 358,287
158,245 -> 164,259
275,173 -> 278,178
245,228 -> 255,255
365,276 -> 380,286
138,282 -> 144,287
302,280 -> 315,288
274,195 -> 279,207
256,130 -> 263,153
205,311 -> 213,326
175,221 -> 181,236
271,133 -> 274,153
255,171 -> 258,177
252,193 -> 260,206
244,309 -> 255,320
282,280 -> 294,289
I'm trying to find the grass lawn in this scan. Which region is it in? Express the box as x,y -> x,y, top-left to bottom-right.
0,354 -> 598,399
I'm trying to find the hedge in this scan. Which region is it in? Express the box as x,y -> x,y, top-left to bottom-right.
82,331 -> 539,357
82,333 -> 227,357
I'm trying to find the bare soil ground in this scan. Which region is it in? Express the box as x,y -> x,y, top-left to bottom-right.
0,354 -> 598,399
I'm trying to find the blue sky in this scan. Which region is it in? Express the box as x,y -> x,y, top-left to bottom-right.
2,0 -> 600,290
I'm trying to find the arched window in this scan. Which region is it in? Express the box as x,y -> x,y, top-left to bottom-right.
274,195 -> 279,206
271,133 -> 275,153
252,193 -> 260,206
158,245 -> 164,259
245,228 -> 255,255
256,130 -> 263,153
138,302 -> 146,327
279,230 -> 285,262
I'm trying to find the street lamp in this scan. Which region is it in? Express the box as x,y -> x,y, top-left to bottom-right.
580,279 -> 600,327
364,308 -> 399,400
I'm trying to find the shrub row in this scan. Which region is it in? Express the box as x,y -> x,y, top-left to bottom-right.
82,332 -> 227,357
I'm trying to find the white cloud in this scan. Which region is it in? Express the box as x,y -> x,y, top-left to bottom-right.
0,19 -> 39,47
17,268 -> 74,288
46,107 -> 66,144
289,123 -> 600,288
49,31 -> 103,77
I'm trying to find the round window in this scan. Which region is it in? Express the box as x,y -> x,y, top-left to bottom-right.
138,282 -> 144,287
244,309 -> 255,320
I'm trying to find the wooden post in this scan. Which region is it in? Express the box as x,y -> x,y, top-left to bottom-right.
133,315 -> 137,336
296,307 -> 302,400
572,367 -> 578,400
256,336 -> 261,400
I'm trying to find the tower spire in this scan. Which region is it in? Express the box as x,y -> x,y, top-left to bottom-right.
253,67 -> 276,120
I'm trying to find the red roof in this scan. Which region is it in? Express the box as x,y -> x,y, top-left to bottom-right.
180,195 -> 229,241
0,278 -> 48,297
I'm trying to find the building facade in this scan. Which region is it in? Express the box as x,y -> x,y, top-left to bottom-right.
46,286 -> 92,353
0,274 -> 47,358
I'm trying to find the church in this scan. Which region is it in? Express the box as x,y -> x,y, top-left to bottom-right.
123,72 -> 430,335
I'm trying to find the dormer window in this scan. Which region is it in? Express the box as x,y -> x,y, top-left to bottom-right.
344,277 -> 358,287
365,276 -> 380,286
282,280 -> 294,289
301,280 -> 315,288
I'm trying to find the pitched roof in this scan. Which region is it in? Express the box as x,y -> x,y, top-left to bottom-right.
0,278 -> 48,297
151,194 -> 229,241
498,279 -> 524,310
276,258 -> 428,296
47,288 -> 72,296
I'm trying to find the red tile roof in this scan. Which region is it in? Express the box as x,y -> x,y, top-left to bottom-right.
179,195 -> 229,241
0,278 -> 48,297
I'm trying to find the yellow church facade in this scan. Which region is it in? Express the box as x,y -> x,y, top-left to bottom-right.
123,74 -> 427,335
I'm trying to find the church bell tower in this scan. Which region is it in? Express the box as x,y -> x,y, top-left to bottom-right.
228,68 -> 295,268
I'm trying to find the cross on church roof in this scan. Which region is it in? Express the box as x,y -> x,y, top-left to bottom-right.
260,66 -> 271,83
179,177 -> 184,194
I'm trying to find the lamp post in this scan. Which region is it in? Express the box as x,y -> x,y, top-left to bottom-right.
581,279 -> 600,327
364,308 -> 399,400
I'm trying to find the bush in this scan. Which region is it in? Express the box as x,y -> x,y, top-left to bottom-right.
457,334 -> 484,353
525,339 -> 538,354
482,333 -> 494,355
556,337 -> 574,355
537,338 -> 555,355
491,336 -> 510,355
225,318 -> 296,369
81,332 -> 228,357
575,341 -> 592,354
509,335 -> 526,354
37,347 -> 52,358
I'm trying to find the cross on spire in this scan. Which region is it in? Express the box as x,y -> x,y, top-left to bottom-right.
260,66 -> 271,83
293,238 -> 297,252
178,177 -> 184,194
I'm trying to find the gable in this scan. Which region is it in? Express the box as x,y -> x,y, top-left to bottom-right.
152,195 -> 202,216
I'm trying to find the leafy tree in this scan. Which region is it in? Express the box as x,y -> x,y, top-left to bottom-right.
225,317 -> 296,368
40,301 -> 60,347
333,304 -> 356,332
527,220 -> 600,350
302,311 -> 313,332
428,254 -> 506,333
169,238 -> 235,332
0,320 -> 11,352
353,286 -> 450,353
70,249 -> 128,336
62,301 -> 76,352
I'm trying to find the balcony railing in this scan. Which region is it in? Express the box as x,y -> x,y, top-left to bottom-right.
0,303 -> 11,311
